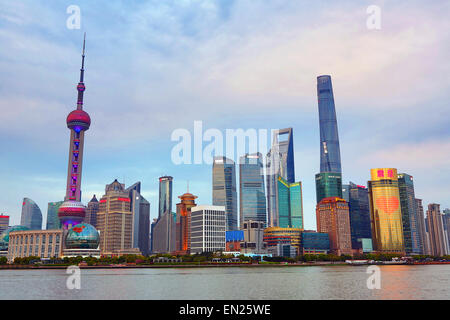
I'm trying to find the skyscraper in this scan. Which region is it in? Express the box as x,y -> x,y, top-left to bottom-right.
213,156 -> 238,231
398,173 -> 423,255
266,128 -> 295,227
46,201 -> 63,230
426,204 -> 448,256
344,182 -> 372,250
276,177 -> 303,229
127,182 -> 151,256
175,192 -> 197,255
20,198 -> 42,230
239,153 -> 267,227
84,195 -> 99,228
317,75 -> 341,173
158,176 -> 173,219
316,197 -> 352,256
58,34 -> 91,230
97,180 -> 134,256
368,168 -> 405,254
415,198 -> 429,255
315,75 -> 342,204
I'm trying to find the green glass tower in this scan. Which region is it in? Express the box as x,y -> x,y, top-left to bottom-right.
46,201 -> 64,230
276,177 -> 303,229
315,172 -> 342,203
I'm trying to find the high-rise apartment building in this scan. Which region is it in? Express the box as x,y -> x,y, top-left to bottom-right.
398,173 -> 423,255
415,199 -> 429,255
158,176 -> 173,219
46,201 -> 63,230
190,205 -> 226,254
239,153 -> 267,227
213,157 -> 238,231
97,180 -> 134,256
84,195 -> 99,228
21,198 -> 42,230
368,168 -> 405,254
276,177 -> 303,229
316,197 -> 352,256
266,128 -> 295,227
175,192 -> 197,255
343,183 -> 372,250
426,204 -> 448,256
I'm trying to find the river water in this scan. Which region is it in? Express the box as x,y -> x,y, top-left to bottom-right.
0,265 -> 448,300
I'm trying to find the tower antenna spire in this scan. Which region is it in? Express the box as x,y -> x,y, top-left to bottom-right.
80,32 -> 86,83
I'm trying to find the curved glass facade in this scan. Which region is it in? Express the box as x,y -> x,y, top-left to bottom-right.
20,198 -> 42,230
317,75 -> 341,173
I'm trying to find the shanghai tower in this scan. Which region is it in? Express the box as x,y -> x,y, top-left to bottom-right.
315,75 -> 342,203
58,34 -> 91,229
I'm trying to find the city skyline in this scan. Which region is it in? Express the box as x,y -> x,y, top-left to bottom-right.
1,1 -> 449,231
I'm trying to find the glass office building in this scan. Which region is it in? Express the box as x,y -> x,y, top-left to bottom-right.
368,168 -> 405,254
46,201 -> 63,230
317,75 -> 342,173
266,128 -> 295,227
239,153 -> 267,227
344,182 -> 372,249
158,176 -> 173,219
300,231 -> 330,255
276,177 -> 303,229
398,173 -> 423,255
213,156 -> 238,230
315,172 -> 342,203
315,75 -> 342,204
20,198 -> 42,230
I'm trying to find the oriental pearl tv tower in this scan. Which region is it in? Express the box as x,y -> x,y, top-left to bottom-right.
58,34 -> 91,230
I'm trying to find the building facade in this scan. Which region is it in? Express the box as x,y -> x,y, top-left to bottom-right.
316,197 -> 352,256
21,198 -> 42,230
7,229 -> 64,263
46,201 -> 63,230
398,173 -> 423,255
174,192 -> 198,255
444,209 -> 450,253
415,198 -> 429,255
0,215 -> 10,235
300,231 -> 330,255
127,182 -> 151,256
266,128 -> 295,227
426,204 -> 448,256
84,195 -> 99,228
343,183 -> 372,250
241,220 -> 266,254
190,205 -> 226,254
239,153 -> 267,227
213,157 -> 238,231
315,172 -> 343,204
276,177 -> 303,229
263,227 -> 302,254
152,210 -> 176,254
368,168 -> 405,254
225,230 -> 244,252
158,176 -> 173,219
96,180 -> 134,256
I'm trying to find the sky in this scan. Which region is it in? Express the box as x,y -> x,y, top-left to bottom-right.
0,0 -> 449,230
